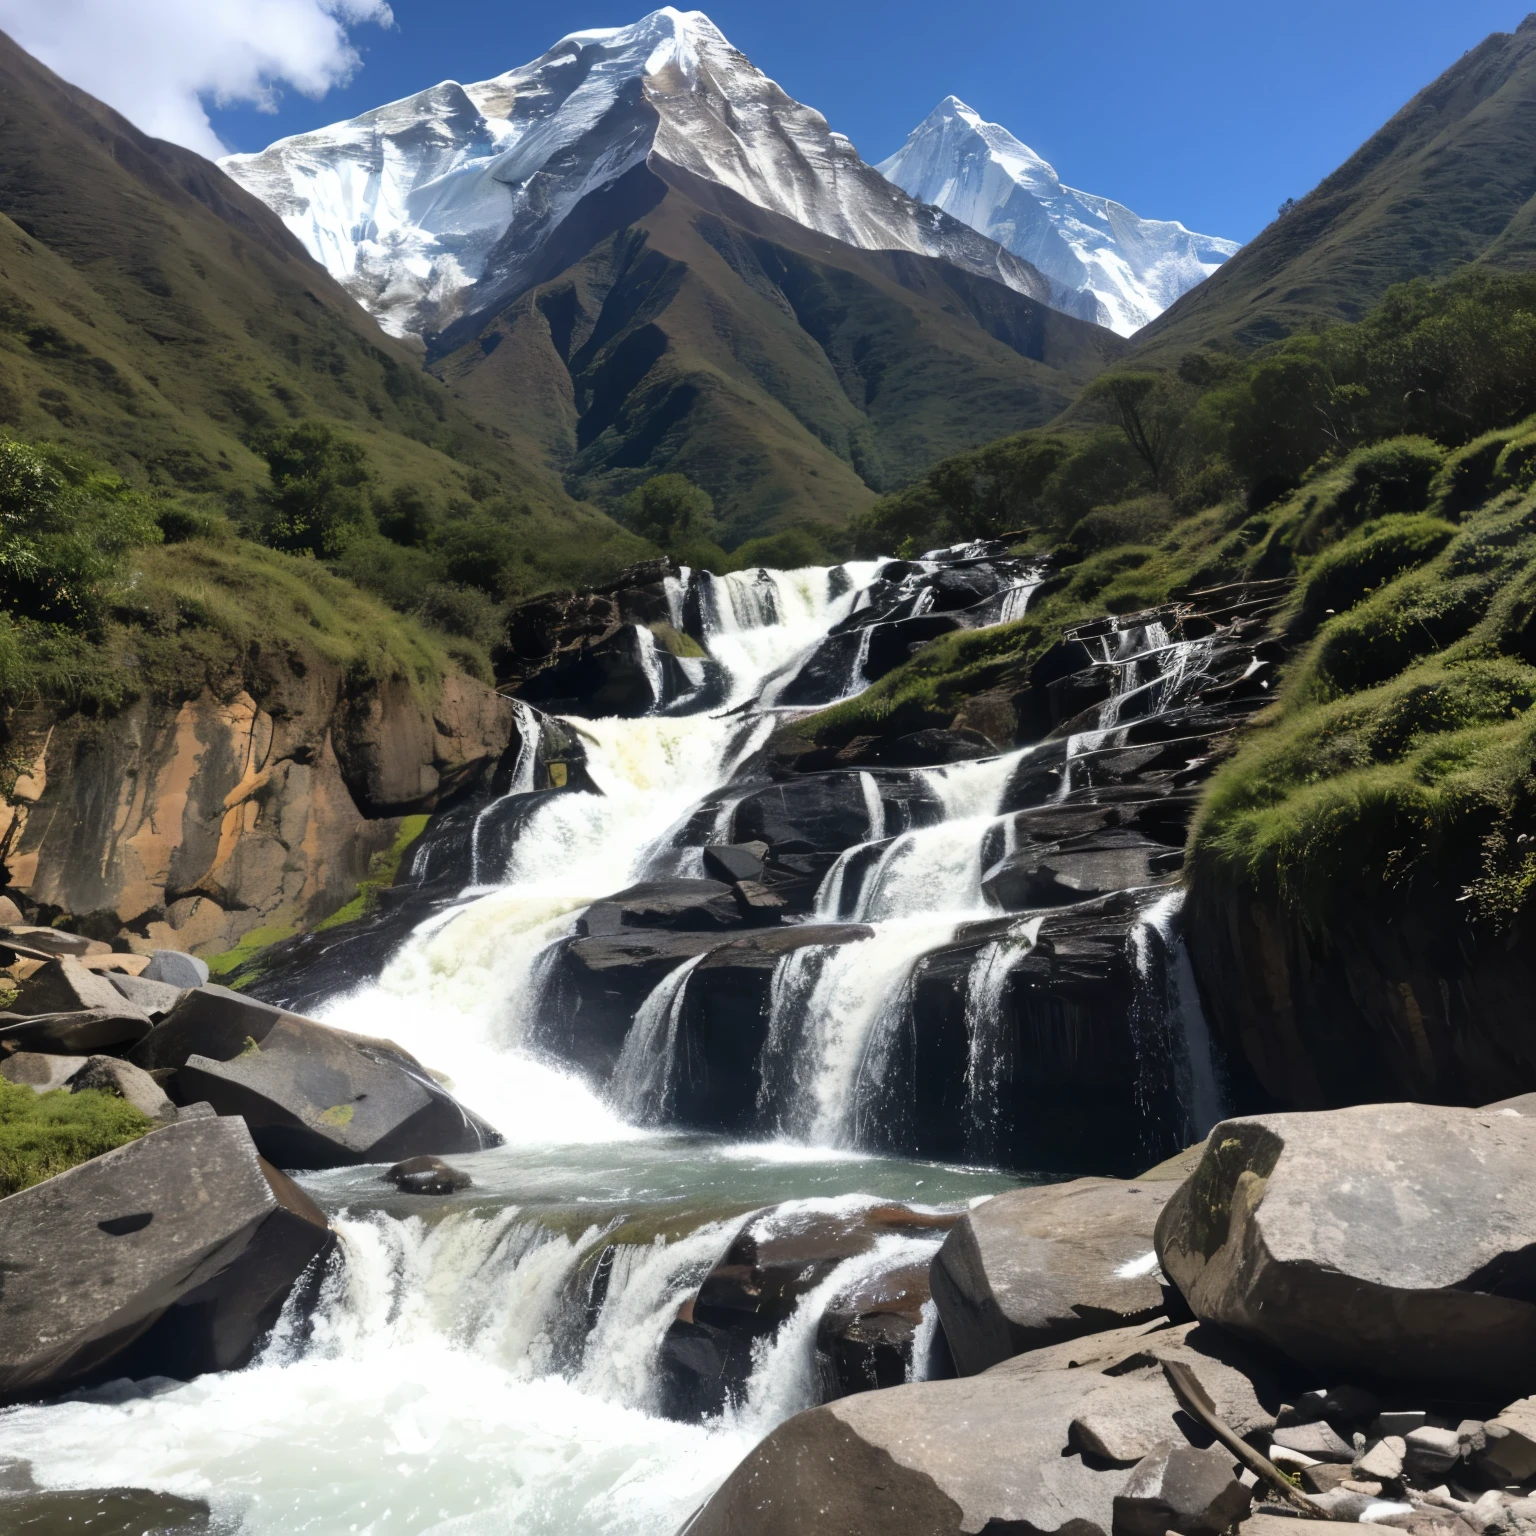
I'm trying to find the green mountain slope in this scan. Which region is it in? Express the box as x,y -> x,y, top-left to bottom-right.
1129,14 -> 1536,365
0,28 -> 640,589
431,164 -> 1127,545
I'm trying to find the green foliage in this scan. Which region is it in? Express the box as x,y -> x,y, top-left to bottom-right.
316,815 -> 430,933
0,437 -> 161,630
1082,372 -> 1190,490
0,1078 -> 152,1197
1292,514 -> 1457,635
725,526 -> 833,571
252,422 -> 370,559
621,475 -> 718,552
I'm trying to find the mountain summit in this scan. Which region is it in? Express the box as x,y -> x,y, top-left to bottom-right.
878,97 -> 1239,335
222,8 -> 1082,343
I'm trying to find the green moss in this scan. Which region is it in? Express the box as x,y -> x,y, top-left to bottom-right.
0,1079 -> 153,1197
205,923 -> 297,982
648,622 -> 706,660
1290,514 -> 1457,636
315,814 -> 430,933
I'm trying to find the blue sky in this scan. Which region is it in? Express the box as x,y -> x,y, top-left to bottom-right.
199,0 -> 1522,245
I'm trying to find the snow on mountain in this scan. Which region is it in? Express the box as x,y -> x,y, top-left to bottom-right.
221,10 -> 1077,344
878,97 -> 1239,336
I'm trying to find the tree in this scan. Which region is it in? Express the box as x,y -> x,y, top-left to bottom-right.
1083,372 -> 1187,491
621,474 -> 717,550
256,423 -> 370,558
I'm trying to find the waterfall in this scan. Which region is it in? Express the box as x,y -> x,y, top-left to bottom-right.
609,954 -> 709,1123
1129,889 -> 1227,1146
962,916 -> 1045,1164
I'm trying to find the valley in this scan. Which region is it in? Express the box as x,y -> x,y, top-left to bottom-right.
2,7 -> 1536,1536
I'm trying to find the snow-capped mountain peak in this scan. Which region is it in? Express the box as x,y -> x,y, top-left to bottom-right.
878,97 -> 1239,335
220,10 -> 1066,345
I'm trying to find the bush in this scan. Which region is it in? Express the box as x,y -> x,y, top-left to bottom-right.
0,438 -> 162,630
253,422 -> 370,559
620,474 -> 718,553
727,526 -> 831,571
0,1079 -> 153,1196
1293,514 -> 1457,635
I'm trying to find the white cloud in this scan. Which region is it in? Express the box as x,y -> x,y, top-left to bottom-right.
0,0 -> 393,158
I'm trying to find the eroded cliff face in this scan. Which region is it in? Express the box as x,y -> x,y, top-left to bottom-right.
1186,878 -> 1536,1112
0,656 -> 518,956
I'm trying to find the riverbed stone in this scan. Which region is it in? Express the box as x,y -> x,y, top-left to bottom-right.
1154,1104 -> 1536,1394
9,955 -> 153,1027
1273,1421 -> 1357,1462
579,879 -> 743,936
702,842 -> 768,884
1113,1441 -> 1252,1536
930,1176 -> 1178,1375
108,973 -> 188,1020
176,1014 -> 495,1169
142,950 -> 209,989
1481,1400 -> 1536,1483
386,1155 -> 472,1194
0,1049 -> 80,1092
0,1005 -> 155,1054
0,1117 -> 321,1398
131,985 -> 499,1167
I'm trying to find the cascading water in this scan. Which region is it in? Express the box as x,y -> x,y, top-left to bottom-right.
2,548 -> 1251,1533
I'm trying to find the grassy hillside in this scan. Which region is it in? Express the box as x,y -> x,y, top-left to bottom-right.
1127,16 -> 1536,366
432,165 -> 1127,546
0,28 -> 648,616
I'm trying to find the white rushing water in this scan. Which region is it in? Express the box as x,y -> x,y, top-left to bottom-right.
5,551 -> 1233,1534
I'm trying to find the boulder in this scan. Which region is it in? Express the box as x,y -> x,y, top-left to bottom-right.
1273,1421 -> 1355,1463
9,955 -> 152,1027
981,828 -> 1183,910
578,879 -> 743,936
0,895 -> 22,925
1,925 -> 111,957
108,972 -> 188,1020
0,1005 -> 155,1054
931,1177 -> 1178,1376
386,1155 -> 472,1194
1482,1400 -> 1536,1483
702,842 -> 768,884
143,950 -> 209,989
657,1201 -> 955,1420
1113,1442 -> 1252,1536
1154,1104 -> 1536,1394
0,1050 -> 81,1092
66,1055 -> 176,1120
816,1260 -> 940,1398
683,1317 -> 1277,1536
0,1117 -> 331,1398
130,986 -> 500,1169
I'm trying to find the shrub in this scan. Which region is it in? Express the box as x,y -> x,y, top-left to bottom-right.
253,422 -> 370,558
0,1079 -> 153,1196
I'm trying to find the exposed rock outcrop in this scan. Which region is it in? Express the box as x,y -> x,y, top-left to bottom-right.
0,656 -> 519,957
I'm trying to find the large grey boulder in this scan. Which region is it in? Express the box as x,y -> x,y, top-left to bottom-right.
1155,1103 -> 1536,1394
682,1318 -> 1278,1536
0,1050 -> 82,1093
142,950 -> 209,989
931,1176 -> 1178,1375
130,985 -> 500,1168
9,955 -> 144,1018
109,972 -> 189,1021
0,1117 -> 331,1399
0,1005 -> 154,1053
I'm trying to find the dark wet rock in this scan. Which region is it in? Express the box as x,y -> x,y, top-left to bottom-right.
130,985 -> 500,1168
816,1259 -> 945,1398
142,950 -> 209,989
579,879 -> 743,937
702,842 -> 768,884
386,1155 -> 472,1194
1155,1104 -> 1536,1395
857,729 -> 997,769
730,771 -> 938,853
859,614 -> 964,682
0,1117 -> 331,1399
514,623 -> 693,717
864,888 -> 1189,1174
65,1055 -> 176,1120
931,1176 -> 1179,1376
107,973 -> 188,1021
0,1478 -> 212,1533
1113,1441 -> 1252,1536
981,827 -> 1182,910
657,1202 -> 955,1421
